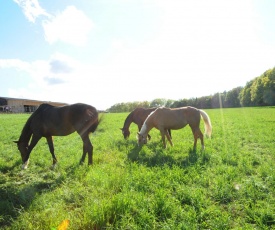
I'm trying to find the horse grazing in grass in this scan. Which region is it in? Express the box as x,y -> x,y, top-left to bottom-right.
138,106 -> 212,150
14,103 -> 99,169
120,107 -> 171,140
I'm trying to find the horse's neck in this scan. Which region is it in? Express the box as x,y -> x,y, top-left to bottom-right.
18,104 -> 48,143
140,119 -> 153,135
19,118 -> 33,143
123,112 -> 134,129
140,109 -> 156,135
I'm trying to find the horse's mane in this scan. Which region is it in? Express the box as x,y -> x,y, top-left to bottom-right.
19,104 -> 53,142
145,108 -> 158,123
139,109 -> 158,135
25,104 -> 53,123
122,109 -> 135,128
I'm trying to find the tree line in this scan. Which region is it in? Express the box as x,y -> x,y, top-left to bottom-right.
107,67 -> 275,112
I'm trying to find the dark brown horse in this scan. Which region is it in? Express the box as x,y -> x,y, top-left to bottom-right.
138,106 -> 212,150
120,107 -> 171,140
14,103 -> 99,169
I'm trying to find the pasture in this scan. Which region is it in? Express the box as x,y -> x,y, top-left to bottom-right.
0,107 -> 274,229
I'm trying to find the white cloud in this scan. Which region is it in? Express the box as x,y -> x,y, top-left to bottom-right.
42,6 -> 94,46
14,1 -> 93,46
1,54 -> 133,109
0,54 -> 78,86
13,0 -> 50,23
0,58 -> 30,70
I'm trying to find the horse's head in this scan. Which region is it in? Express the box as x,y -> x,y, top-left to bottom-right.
137,132 -> 147,145
120,128 -> 130,139
14,140 -> 28,162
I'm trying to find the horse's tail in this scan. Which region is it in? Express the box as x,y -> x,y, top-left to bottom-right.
199,110 -> 212,137
90,112 -> 103,133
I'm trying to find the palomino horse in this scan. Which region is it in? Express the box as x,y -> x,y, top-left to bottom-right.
121,107 -> 171,140
138,106 -> 212,150
14,103 -> 99,169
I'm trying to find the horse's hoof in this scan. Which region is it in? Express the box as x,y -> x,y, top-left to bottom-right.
22,160 -> 29,170
51,163 -> 57,169
22,165 -> 28,170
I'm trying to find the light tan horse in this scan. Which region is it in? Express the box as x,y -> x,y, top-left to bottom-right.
137,106 -> 212,150
120,107 -> 171,140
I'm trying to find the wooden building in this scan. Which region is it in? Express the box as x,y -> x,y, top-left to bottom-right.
0,97 -> 67,113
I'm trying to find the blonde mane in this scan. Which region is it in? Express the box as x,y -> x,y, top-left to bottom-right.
139,109 -> 157,135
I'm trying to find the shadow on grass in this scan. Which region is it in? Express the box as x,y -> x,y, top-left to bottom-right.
126,141 -> 210,168
0,163 -> 81,228
0,159 -> 22,173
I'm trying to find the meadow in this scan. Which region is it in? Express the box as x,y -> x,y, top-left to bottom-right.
0,107 -> 274,229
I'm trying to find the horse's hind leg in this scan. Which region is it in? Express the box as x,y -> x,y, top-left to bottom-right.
168,129 -> 172,139
79,148 -> 87,165
198,129 -> 204,150
191,127 -> 204,151
46,136 -> 58,167
165,129 -> 173,147
80,134 -> 93,165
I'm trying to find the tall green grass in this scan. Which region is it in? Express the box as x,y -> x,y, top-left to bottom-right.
0,107 -> 274,229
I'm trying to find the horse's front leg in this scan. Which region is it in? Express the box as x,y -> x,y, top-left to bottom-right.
46,136 -> 58,167
22,135 -> 41,169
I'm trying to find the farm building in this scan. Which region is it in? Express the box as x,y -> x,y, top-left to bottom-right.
0,97 -> 67,113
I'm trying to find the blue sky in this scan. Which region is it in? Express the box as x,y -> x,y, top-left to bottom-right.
0,0 -> 275,109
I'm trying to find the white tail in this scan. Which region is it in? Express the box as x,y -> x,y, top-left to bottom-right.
199,110 -> 212,137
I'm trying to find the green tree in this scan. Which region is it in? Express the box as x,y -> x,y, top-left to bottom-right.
211,93 -> 225,108
251,77 -> 265,105
239,80 -> 253,106
240,67 -> 275,106
225,87 -> 242,107
171,99 -> 189,108
150,98 -> 167,107
197,96 -> 212,109
165,99 -> 175,108
262,68 -> 275,105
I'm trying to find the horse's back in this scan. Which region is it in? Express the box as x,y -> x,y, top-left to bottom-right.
68,103 -> 97,118
132,107 -> 156,124
152,107 -> 200,129
30,103 -> 98,136
69,103 -> 99,133
29,103 -> 54,127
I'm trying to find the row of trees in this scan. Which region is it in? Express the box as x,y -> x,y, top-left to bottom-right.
107,67 -> 275,112
239,67 -> 275,106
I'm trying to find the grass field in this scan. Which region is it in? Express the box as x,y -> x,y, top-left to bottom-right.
0,107 -> 275,229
